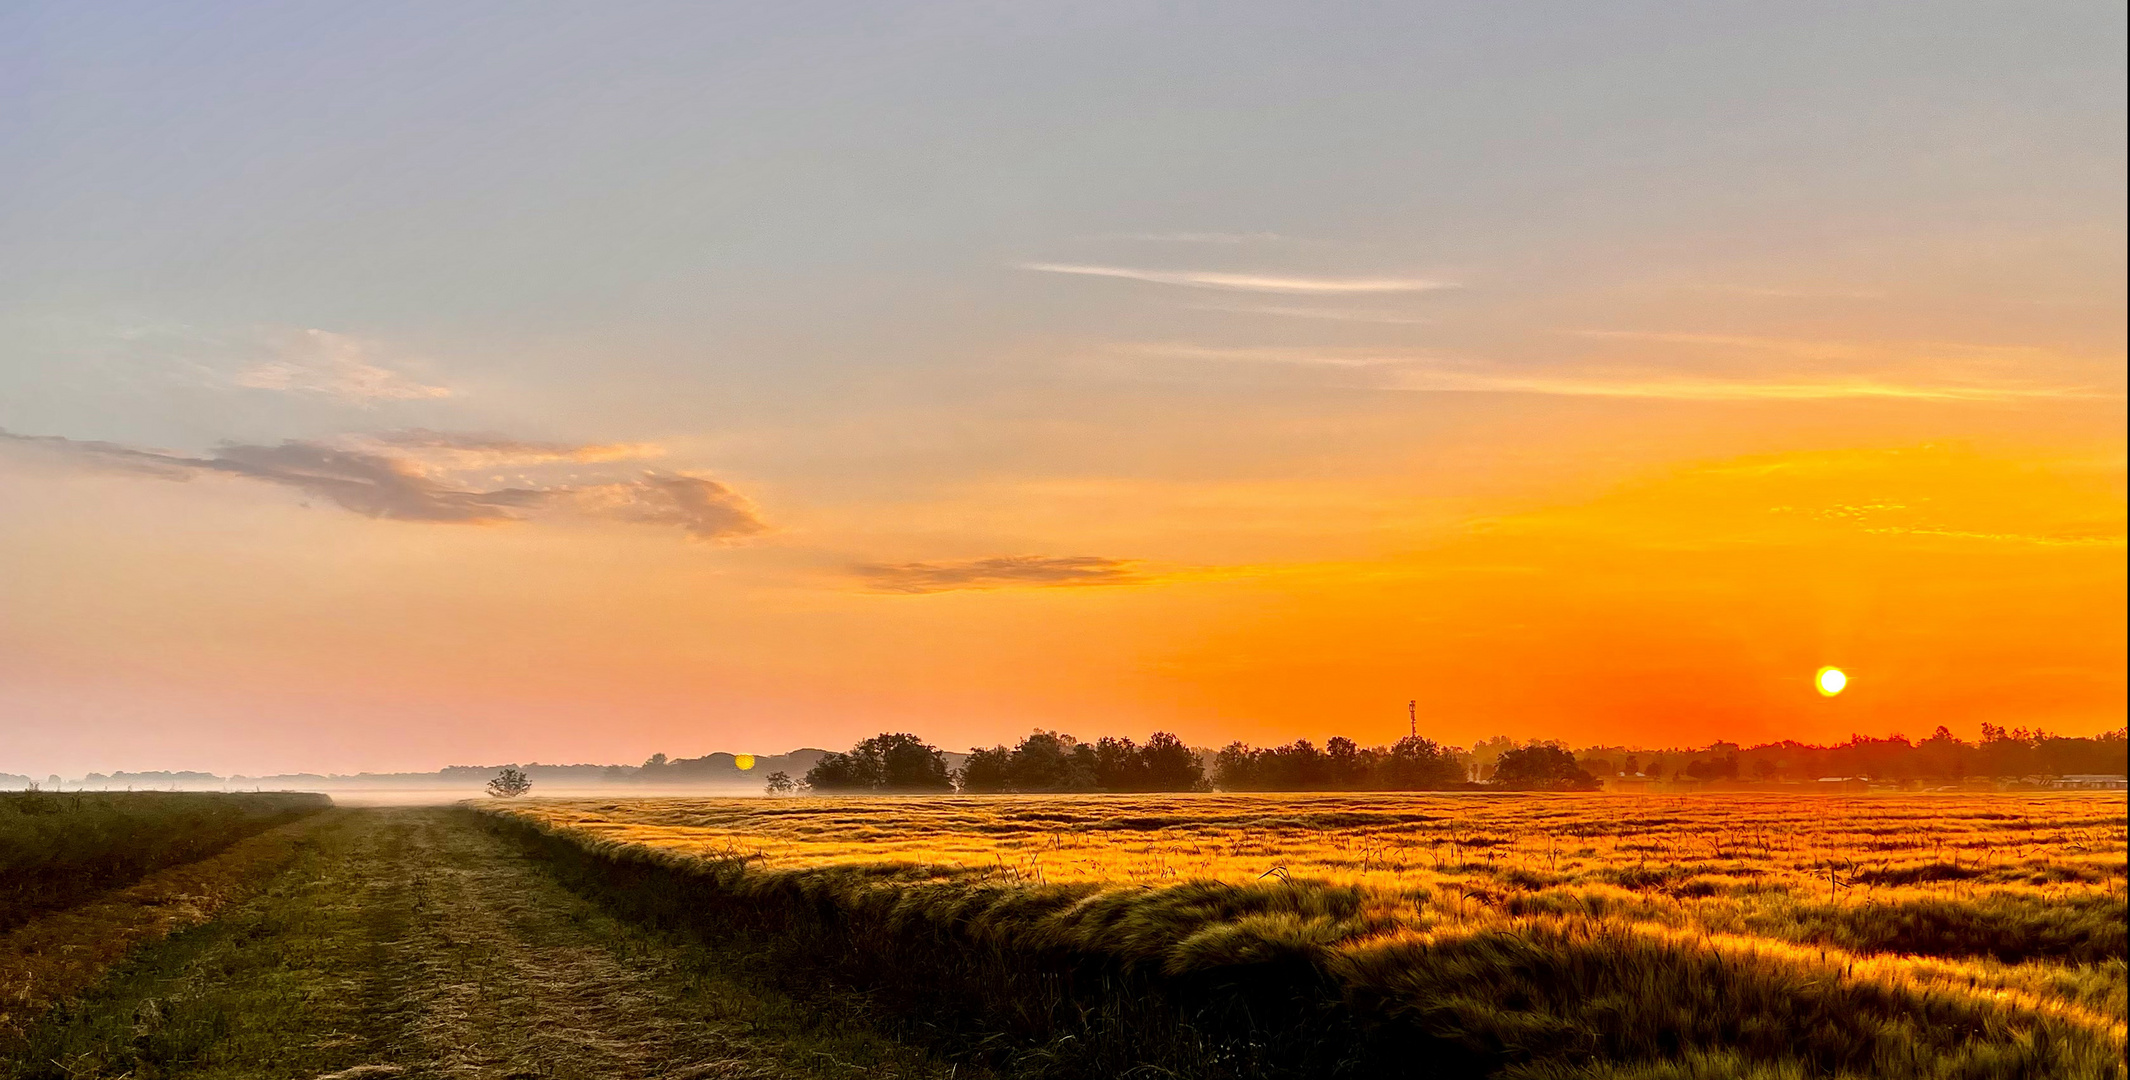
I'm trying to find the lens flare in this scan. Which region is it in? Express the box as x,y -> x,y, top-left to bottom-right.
1815,667 -> 1847,697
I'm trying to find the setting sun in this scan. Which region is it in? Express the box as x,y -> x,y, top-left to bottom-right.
1816,667 -> 1849,697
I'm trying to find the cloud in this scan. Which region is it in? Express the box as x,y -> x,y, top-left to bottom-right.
361,429 -> 664,468
1018,263 -> 1454,294
0,430 -> 764,540
1119,343 -> 2120,401
852,555 -> 1141,594
2,431 -> 544,522
207,441 -> 545,521
1386,370 -> 2104,402
231,329 -> 451,402
569,474 -> 766,541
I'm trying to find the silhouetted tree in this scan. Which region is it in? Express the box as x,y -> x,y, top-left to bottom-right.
956,745 -> 1013,793
1491,745 -> 1598,791
1092,736 -> 1147,791
1138,732 -> 1208,791
1003,731 -> 1098,792
1211,741 -> 1259,790
1375,736 -> 1464,790
486,767 -> 532,798
805,732 -> 954,792
1686,753 -> 1739,782
1325,737 -> 1367,789
763,771 -> 796,795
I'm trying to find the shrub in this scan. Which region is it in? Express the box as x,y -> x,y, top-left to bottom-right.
486,767 -> 532,798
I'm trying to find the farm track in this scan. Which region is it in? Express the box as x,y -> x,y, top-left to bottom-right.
7,809 -> 954,1080
352,809 -> 773,1078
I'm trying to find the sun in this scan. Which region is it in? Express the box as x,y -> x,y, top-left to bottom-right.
1815,667 -> 1848,697
734,754 -> 756,771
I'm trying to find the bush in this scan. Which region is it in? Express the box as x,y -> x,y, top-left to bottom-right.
486,767 -> 532,798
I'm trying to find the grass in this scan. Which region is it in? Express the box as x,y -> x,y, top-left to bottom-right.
0,791 -> 330,933
483,792 -> 2128,1079
4,808 -> 963,1080
0,810 -> 336,1048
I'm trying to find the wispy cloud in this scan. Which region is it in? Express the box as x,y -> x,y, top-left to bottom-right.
359,429 -> 665,469
1019,263 -> 1454,294
0,430 -> 763,541
852,555 -> 1141,594
1388,371 -> 2108,402
569,474 -> 766,542
231,329 -> 451,402
1120,342 -> 2121,401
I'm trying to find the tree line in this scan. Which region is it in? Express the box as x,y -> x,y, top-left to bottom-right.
778,723 -> 2126,796
1574,725 -> 2128,784
787,730 -> 1600,794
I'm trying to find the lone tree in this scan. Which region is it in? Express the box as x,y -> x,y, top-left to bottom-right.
486,766 -> 533,798
763,770 -> 796,795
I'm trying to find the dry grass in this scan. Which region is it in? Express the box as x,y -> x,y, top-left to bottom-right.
0,791 -> 331,933
0,810 -> 337,1047
486,792 -> 2127,1078
5,808 -> 959,1080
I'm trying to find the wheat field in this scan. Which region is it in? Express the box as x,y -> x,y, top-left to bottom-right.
486,792 -> 2127,1078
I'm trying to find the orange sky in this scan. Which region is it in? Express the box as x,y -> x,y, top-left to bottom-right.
0,4 -> 2123,775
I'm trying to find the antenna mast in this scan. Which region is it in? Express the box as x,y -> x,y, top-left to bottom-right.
1408,700 -> 1416,738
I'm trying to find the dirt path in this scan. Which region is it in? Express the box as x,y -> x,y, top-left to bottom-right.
356,809 -> 778,1078
7,809 -> 952,1080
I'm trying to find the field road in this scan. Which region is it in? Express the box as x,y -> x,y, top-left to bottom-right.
6,808 -> 957,1080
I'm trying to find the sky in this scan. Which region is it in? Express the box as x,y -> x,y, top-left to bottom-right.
1,1 -> 2123,776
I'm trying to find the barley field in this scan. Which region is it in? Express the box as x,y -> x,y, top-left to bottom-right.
487,792 -> 2128,1079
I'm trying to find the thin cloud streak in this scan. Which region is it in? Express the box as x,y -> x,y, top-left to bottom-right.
361,429 -> 666,468
1387,371 -> 2115,402
0,430 -> 764,541
1572,329 -> 2047,360
853,555 -> 1141,594
1019,263 -> 1455,294
1121,344 -> 2119,401
232,329 -> 451,403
